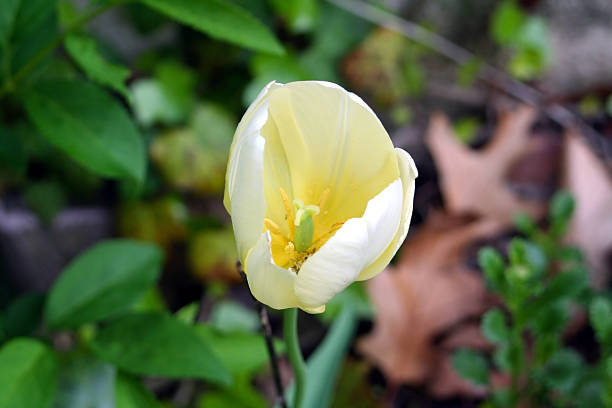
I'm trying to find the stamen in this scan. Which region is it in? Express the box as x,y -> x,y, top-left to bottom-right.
279,188 -> 295,237
264,218 -> 281,235
312,222 -> 344,251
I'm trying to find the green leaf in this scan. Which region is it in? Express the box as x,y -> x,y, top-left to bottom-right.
115,373 -> 162,408
91,312 -> 231,385
0,338 -> 57,408
45,239 -> 163,329
534,268 -> 587,308
195,325 -> 284,376
550,190 -> 575,224
542,349 -> 583,392
481,308 -> 509,343
289,306 -> 358,408
491,0 -> 525,46
139,0 -> 284,55
268,0 -> 319,34
196,374 -> 267,408
513,212 -> 536,236
52,352 -> 115,408
452,348 -> 489,386
64,34 -> 131,99
478,247 -> 506,292
453,117 -> 480,145
590,297 -> 612,346
1,293 -> 44,339
209,300 -> 260,333
23,79 -> 146,183
0,0 -> 57,84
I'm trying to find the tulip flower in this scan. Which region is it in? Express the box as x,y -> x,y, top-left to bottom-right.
224,81 -> 417,313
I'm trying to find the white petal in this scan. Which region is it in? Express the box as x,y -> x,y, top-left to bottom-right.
229,133 -> 266,261
294,218 -> 369,309
357,148 -> 418,281
245,231 -> 299,310
361,178 -> 403,267
224,81 -> 282,213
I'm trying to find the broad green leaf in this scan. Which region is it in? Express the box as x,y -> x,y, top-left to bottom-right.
91,312 -> 231,385
196,375 -> 267,408
481,308 -> 508,343
0,0 -> 57,84
45,240 -> 163,329
115,374 -> 161,408
64,34 -> 130,99
590,297 -> 612,346
52,352 -> 115,408
288,306 -> 358,408
209,300 -> 260,333
491,0 -> 525,46
452,348 -> 489,386
139,0 -> 283,54
1,293 -> 44,339
195,325 -> 284,376
0,338 -> 57,408
24,80 -> 145,183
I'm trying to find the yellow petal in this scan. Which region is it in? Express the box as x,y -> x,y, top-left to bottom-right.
261,81 -> 400,235
245,232 -> 299,309
357,148 -> 418,281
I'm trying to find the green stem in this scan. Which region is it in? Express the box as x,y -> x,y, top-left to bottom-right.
0,0 -> 125,97
284,308 -> 306,408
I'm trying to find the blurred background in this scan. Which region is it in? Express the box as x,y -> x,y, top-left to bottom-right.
0,0 -> 611,407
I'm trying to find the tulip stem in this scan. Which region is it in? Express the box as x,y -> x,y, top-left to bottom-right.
284,308 -> 307,408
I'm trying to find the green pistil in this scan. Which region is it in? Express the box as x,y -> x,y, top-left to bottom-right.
293,200 -> 319,253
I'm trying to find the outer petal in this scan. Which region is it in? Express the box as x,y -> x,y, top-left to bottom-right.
294,218 -> 369,309
228,134 -> 266,262
224,81 -> 282,261
224,81 -> 281,213
360,178 -> 403,267
245,231 -> 299,309
357,148 -> 418,281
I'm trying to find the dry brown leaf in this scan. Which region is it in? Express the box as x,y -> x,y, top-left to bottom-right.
564,129 -> 612,288
426,106 -> 546,222
357,213 -> 503,386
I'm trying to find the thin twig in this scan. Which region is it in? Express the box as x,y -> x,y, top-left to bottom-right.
237,261 -> 288,408
327,0 -> 611,161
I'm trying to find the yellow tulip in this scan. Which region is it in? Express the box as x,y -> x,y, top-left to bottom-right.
224,81 -> 417,313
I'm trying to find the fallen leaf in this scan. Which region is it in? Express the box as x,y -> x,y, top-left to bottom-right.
358,213 -> 503,386
426,106 -> 546,222
564,129 -> 612,288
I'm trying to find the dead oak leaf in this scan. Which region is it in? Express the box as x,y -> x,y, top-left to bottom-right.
564,129 -> 612,288
426,106 -> 546,222
357,214 -> 503,385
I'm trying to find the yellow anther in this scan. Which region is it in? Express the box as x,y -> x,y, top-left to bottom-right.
264,218 -> 281,235
279,188 -> 294,237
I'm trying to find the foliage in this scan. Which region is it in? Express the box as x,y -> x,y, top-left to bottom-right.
453,192 -> 612,407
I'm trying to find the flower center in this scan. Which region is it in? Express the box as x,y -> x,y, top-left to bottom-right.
264,187 -> 343,272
